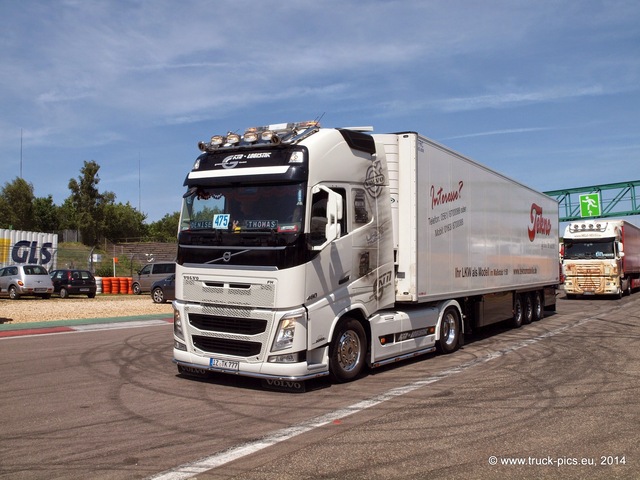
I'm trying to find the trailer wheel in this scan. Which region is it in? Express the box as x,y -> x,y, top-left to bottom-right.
329,317 -> 367,383
523,294 -> 534,324
437,307 -> 461,354
512,294 -> 523,328
532,291 -> 544,321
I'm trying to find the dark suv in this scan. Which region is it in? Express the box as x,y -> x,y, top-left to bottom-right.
49,270 -> 97,298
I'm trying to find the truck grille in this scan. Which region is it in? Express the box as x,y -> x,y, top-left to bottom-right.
184,305 -> 273,361
575,265 -> 603,275
189,313 -> 267,335
576,277 -> 604,292
192,336 -> 262,357
183,277 -> 277,307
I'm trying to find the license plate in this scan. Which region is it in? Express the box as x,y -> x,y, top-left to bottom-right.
209,358 -> 239,371
79,288 -> 89,292
35,288 -> 47,292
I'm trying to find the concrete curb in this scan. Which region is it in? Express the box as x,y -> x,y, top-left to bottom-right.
0,314 -> 173,338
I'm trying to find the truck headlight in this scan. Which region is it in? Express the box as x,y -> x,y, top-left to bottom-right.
272,311 -> 305,352
174,309 -> 185,341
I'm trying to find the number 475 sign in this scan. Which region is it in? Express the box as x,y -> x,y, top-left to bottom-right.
579,193 -> 601,217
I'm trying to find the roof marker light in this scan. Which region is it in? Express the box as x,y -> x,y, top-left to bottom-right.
289,151 -> 304,163
211,135 -> 225,146
243,128 -> 258,143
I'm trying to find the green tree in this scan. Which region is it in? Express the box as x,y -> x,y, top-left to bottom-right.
0,177 -> 35,230
67,160 -> 115,246
57,197 -> 78,231
147,211 -> 180,241
32,195 -> 59,232
104,201 -> 147,241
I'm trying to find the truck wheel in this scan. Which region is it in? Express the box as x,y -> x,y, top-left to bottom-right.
59,287 -> 69,299
9,286 -> 20,300
437,307 -> 461,354
532,291 -> 544,321
329,317 -> 367,383
132,283 -> 142,295
512,294 -> 523,328
523,294 -> 534,324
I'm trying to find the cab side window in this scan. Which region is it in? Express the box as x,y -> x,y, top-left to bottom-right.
352,188 -> 370,225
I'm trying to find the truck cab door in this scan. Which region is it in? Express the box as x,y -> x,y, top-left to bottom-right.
310,185 -> 343,250
305,186 -> 354,346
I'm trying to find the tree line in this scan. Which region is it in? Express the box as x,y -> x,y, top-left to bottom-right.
0,160 -> 179,245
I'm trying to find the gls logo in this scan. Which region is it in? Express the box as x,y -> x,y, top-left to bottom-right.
11,240 -> 53,265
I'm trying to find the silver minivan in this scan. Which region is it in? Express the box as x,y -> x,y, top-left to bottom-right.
132,262 -> 176,294
0,264 -> 54,299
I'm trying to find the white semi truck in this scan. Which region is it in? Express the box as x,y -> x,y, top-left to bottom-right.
562,220 -> 640,298
172,122 -> 559,386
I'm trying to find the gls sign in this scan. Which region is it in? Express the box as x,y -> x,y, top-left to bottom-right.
11,240 -> 54,265
1,230 -> 58,268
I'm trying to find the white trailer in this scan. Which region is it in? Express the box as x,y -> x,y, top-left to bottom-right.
562,219 -> 640,297
172,123 -> 559,386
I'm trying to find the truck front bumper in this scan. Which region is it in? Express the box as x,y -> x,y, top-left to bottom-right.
172,350 -> 329,382
564,276 -> 620,295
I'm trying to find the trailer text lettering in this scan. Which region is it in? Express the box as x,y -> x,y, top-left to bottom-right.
528,203 -> 552,241
431,180 -> 463,209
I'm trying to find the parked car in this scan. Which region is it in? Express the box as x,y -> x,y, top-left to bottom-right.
151,274 -> 175,303
0,264 -> 54,299
49,269 -> 97,298
133,262 -> 175,294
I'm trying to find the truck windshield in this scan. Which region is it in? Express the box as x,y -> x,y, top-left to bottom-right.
180,184 -> 305,234
564,238 -> 615,259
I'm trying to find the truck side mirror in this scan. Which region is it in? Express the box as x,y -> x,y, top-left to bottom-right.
311,185 -> 342,251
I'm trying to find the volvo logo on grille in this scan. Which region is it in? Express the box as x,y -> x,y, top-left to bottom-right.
223,251 -> 232,262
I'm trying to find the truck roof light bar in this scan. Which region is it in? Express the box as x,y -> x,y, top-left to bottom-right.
568,222 -> 607,233
197,121 -> 321,152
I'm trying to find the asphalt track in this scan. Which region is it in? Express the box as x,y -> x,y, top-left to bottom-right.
1,294 -> 639,479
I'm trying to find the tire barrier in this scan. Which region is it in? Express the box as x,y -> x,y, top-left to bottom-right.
98,277 -> 133,294
102,277 -> 112,294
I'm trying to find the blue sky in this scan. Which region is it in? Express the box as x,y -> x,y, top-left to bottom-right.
1,0 -> 639,223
